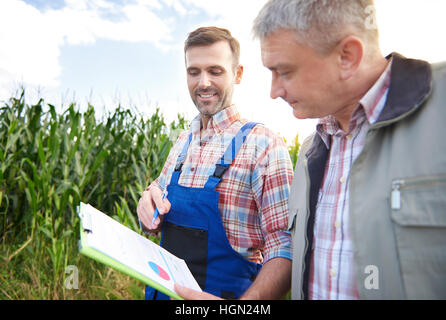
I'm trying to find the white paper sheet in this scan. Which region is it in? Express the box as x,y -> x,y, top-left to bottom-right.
79,203 -> 202,293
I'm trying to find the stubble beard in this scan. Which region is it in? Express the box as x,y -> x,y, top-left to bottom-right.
193,87 -> 233,118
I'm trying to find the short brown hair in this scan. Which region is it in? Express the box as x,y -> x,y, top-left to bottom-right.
184,26 -> 241,70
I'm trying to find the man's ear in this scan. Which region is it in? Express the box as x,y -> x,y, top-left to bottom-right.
234,64 -> 244,84
336,35 -> 364,81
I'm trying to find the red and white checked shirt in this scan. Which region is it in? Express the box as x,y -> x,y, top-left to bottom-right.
151,105 -> 293,264
309,60 -> 392,300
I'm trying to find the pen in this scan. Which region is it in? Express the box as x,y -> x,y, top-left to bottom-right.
152,191 -> 167,227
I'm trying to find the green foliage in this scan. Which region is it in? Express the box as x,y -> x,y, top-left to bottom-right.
0,90 -> 186,299
286,134 -> 301,168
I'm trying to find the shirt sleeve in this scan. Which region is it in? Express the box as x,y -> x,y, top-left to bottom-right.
251,127 -> 294,263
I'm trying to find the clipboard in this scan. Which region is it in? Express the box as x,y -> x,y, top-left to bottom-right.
77,202 -> 202,300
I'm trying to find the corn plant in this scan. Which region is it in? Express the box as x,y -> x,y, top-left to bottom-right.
287,134 -> 301,168
0,90 -> 186,299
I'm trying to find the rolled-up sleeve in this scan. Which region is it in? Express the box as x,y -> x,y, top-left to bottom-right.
252,129 -> 294,263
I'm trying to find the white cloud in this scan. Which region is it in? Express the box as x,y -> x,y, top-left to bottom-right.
94,5 -> 172,43
172,1 -> 188,16
136,0 -> 163,10
47,1 -> 174,46
64,0 -> 88,11
0,0 -> 63,87
89,0 -> 115,10
0,0 -> 174,91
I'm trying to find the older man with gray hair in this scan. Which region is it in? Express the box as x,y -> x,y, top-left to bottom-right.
253,0 -> 446,300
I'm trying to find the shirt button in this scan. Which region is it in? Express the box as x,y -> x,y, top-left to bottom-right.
335,221 -> 341,229
330,269 -> 337,278
340,177 -> 346,184
346,134 -> 353,140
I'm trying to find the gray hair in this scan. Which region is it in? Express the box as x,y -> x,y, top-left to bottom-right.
253,0 -> 380,55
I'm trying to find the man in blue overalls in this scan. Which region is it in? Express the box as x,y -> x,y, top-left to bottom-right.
137,26 -> 293,300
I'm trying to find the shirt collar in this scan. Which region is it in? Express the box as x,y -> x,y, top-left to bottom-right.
359,58 -> 392,124
190,104 -> 241,136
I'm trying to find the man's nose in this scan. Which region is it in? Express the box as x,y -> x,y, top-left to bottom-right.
270,77 -> 286,100
198,73 -> 211,89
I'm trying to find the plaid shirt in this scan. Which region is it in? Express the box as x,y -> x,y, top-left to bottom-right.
309,60 -> 392,300
151,105 -> 293,264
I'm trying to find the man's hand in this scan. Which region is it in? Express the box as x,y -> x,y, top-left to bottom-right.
174,284 -> 223,300
240,257 -> 291,300
174,258 -> 291,300
137,186 -> 171,233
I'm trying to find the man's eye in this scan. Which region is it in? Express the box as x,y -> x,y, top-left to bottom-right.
210,70 -> 223,76
279,71 -> 290,77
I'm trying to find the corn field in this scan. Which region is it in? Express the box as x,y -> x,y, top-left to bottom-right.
0,91 -> 186,299
0,90 -> 300,300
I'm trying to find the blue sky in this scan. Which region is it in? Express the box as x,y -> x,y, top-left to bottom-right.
1,0 -> 446,142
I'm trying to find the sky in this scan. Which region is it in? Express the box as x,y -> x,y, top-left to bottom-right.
1,0 -> 446,143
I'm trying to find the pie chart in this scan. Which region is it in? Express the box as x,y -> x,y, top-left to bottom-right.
148,261 -> 171,281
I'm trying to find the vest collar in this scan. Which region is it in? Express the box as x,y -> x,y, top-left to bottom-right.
376,52 -> 432,123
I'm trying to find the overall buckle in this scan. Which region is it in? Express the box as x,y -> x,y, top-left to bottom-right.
175,162 -> 183,172
213,164 -> 229,179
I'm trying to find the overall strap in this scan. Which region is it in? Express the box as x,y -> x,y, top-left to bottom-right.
204,122 -> 260,190
170,132 -> 193,185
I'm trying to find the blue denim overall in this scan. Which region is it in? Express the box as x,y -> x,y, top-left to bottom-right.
145,122 -> 262,300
